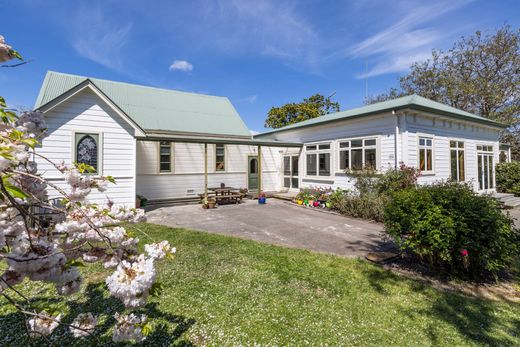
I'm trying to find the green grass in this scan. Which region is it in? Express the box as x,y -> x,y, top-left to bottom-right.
1,223 -> 519,346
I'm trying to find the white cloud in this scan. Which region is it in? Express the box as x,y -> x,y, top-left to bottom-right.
169,60 -> 194,72
347,0 -> 474,78
71,7 -> 132,71
240,95 -> 257,103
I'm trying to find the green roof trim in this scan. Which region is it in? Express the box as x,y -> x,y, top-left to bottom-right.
35,71 -> 251,137
255,94 -> 507,137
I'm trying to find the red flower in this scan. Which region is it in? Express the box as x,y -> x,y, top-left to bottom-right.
460,249 -> 469,257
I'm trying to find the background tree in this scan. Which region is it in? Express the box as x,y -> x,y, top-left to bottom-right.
366,25 -> 519,160
265,93 -> 340,129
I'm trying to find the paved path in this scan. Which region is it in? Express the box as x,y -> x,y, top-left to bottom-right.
146,199 -> 393,258
509,208 -> 520,229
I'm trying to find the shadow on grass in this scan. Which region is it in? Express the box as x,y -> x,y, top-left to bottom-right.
362,265 -> 520,346
0,282 -> 195,346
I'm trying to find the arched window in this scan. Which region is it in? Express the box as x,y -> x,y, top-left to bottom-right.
75,133 -> 99,172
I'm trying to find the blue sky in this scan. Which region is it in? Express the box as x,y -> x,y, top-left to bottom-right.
1,0 -> 518,133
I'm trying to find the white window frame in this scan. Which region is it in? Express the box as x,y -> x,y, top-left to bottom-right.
336,136 -> 379,172
305,141 -> 332,177
157,141 -> 174,174
417,135 -> 434,174
215,144 -> 226,173
449,139 -> 466,182
475,142 -> 495,191
72,131 -> 103,175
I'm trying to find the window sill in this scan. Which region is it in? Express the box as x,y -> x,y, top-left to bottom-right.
420,172 -> 435,176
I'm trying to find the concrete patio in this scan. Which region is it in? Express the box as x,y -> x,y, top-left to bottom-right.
146,198 -> 395,258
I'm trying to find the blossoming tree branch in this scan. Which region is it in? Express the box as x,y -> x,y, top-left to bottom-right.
0,35 -> 175,343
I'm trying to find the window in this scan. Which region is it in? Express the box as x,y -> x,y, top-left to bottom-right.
418,137 -> 433,172
450,141 -> 465,181
306,143 -> 330,176
159,141 -> 172,173
215,144 -> 225,171
75,133 -> 100,172
338,138 -> 377,171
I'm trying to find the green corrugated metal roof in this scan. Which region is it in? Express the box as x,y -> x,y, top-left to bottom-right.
255,94 -> 506,137
35,71 -> 251,137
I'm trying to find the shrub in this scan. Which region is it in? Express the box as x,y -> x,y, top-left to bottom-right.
375,163 -> 420,195
384,181 -> 520,279
333,192 -> 386,222
496,161 -> 520,196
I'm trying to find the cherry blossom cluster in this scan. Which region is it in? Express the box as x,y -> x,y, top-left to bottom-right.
0,53 -> 174,342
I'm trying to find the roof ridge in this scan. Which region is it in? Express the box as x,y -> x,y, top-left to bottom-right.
46,71 -> 228,100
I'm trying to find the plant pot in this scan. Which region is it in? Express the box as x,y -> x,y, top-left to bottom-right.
296,199 -> 303,205
325,202 -> 331,208
203,200 -> 216,209
258,197 -> 266,204
313,201 -> 320,207
303,200 -> 309,205
308,200 -> 314,207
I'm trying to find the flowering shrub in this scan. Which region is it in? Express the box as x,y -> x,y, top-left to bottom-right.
0,37 -> 175,342
384,181 -> 520,279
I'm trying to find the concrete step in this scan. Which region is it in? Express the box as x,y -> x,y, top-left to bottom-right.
493,192 -> 515,199
504,199 -> 520,208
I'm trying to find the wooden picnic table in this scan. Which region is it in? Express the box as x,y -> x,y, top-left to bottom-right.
199,187 -> 244,204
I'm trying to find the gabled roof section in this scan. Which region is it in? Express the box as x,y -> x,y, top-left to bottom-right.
35,71 -> 251,137
255,94 -> 507,137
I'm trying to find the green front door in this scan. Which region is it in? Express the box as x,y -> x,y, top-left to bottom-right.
248,156 -> 259,191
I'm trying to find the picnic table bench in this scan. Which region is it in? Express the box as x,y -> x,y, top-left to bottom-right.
198,187 -> 245,205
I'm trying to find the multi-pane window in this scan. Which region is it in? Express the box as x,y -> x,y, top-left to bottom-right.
450,141 -> 465,181
75,133 -> 100,172
338,138 -> 377,171
159,141 -> 172,173
215,144 -> 225,171
306,144 -> 330,176
418,137 -> 433,172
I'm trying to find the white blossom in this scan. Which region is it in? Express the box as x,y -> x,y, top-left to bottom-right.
145,240 -> 176,260
28,311 -> 61,338
70,312 -> 97,338
106,254 -> 156,307
0,35 -> 14,62
112,313 -> 147,343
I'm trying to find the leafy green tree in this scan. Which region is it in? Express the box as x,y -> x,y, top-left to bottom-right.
265,93 -> 340,129
366,25 -> 519,159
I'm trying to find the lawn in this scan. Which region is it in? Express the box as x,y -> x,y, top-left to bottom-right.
1,223 -> 519,346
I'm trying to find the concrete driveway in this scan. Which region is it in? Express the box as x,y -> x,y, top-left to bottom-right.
146,199 -> 394,258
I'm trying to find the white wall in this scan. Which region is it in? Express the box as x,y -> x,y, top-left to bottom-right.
258,113 -> 398,191
402,113 -> 501,191
35,89 -> 137,206
258,112 -> 502,192
136,141 -> 291,200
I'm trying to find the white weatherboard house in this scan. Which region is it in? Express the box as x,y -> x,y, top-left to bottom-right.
34,71 -> 509,207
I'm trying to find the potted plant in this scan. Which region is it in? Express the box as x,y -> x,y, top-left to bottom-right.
258,192 -> 267,204
136,195 -> 148,208
202,197 -> 217,209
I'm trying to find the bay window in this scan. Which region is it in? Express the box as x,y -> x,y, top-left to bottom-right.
159,141 -> 172,173
418,137 -> 433,173
306,143 -> 330,176
338,138 -> 377,171
450,141 -> 465,181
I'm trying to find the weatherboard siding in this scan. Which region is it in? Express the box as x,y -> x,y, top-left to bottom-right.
258,113 -> 398,191
136,141 -> 285,200
403,113 -> 500,191
257,112 -> 501,192
35,89 -> 136,206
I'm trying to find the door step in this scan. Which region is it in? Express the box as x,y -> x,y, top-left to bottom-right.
492,193 -> 520,209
